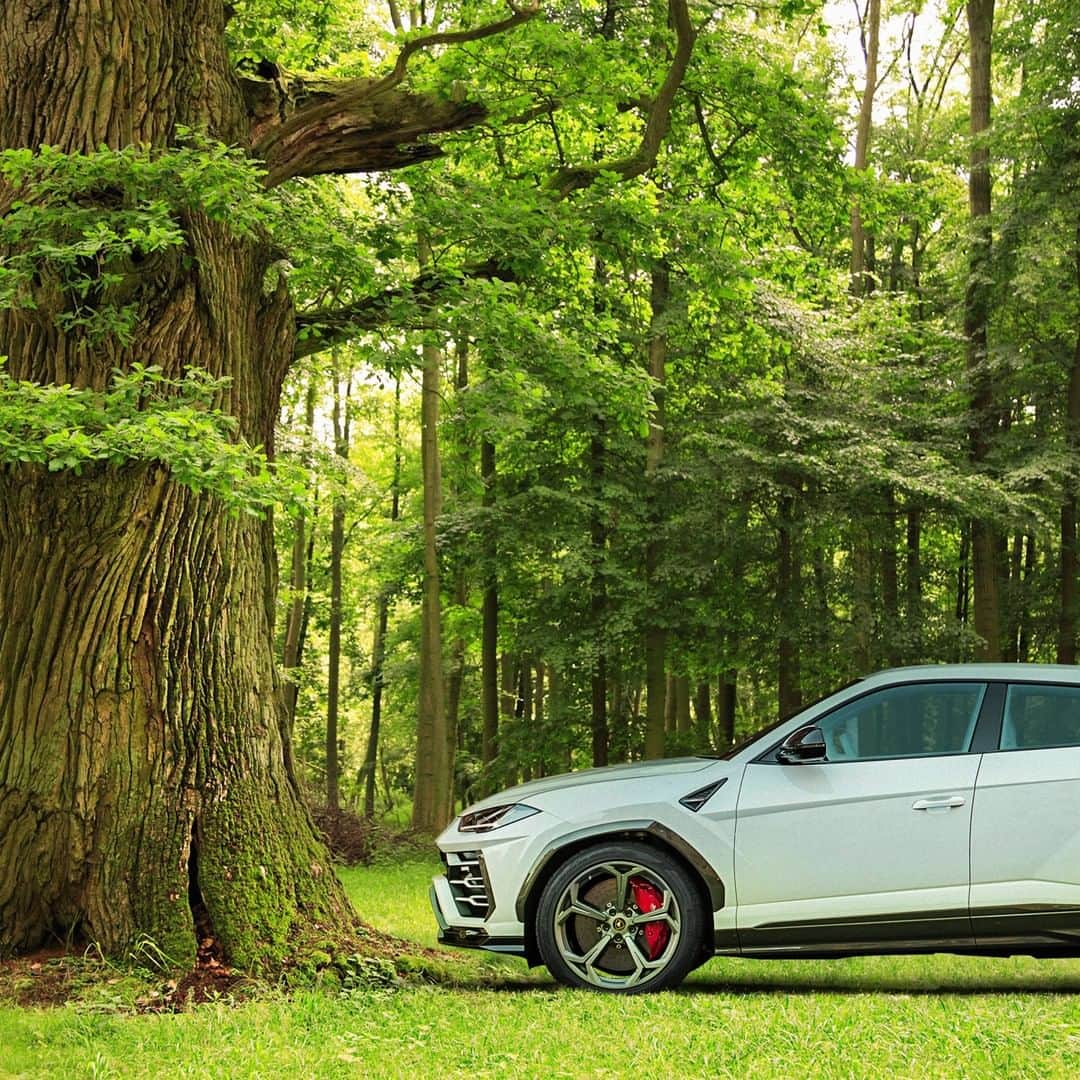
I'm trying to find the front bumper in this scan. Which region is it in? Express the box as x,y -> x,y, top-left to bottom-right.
429,875 -> 526,956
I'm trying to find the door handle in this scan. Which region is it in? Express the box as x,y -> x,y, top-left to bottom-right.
911,796 -> 965,812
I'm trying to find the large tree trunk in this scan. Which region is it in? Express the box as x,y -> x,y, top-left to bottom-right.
0,1 -> 352,965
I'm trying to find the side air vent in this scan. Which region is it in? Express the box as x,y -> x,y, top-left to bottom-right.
445,851 -> 492,919
679,777 -> 728,812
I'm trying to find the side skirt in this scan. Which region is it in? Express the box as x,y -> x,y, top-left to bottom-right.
716,906 -> 1080,959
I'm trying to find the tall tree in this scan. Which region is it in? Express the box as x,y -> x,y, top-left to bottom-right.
362,378 -> 402,818
643,262 -> 670,759
411,235 -> 451,832
964,0 -> 1002,660
325,355 -> 353,810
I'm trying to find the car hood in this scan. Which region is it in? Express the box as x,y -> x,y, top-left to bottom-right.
466,757 -> 721,811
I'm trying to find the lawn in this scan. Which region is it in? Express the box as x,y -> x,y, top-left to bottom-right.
3,859 -> 1080,1079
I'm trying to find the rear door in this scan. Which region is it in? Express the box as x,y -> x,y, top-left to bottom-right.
970,681 -> 1080,948
735,680 -> 989,952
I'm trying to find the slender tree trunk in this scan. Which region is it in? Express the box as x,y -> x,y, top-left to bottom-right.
282,376 -> 317,729
851,521 -> 875,673
411,235 -> 449,832
590,422 -> 609,767
325,359 -> 352,811
674,675 -> 692,739
643,262 -> 670,759
956,524 -> 971,659
500,654 -> 517,723
850,0 -> 881,296
534,662 -> 546,777
1059,245 -> 1080,663
778,492 -> 803,716
1005,531 -> 1023,663
480,438 -> 499,770
362,378 -> 401,819
881,491 -> 900,666
0,0 -> 351,964
443,339 -> 471,822
664,673 -> 678,736
905,506 -> 922,657
1018,534 -> 1035,663
965,0 -> 1002,660
693,681 -> 712,748
717,671 -> 737,746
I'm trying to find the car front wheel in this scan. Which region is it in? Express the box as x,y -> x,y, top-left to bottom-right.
535,841 -> 706,993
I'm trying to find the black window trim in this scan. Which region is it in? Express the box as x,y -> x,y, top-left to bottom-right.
752,678 -> 1004,766
987,680 -> 1080,754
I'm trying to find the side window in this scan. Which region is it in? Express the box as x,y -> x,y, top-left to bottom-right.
1001,684 -> 1080,751
817,682 -> 986,762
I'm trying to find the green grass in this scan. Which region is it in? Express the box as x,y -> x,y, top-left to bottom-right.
4,860 -> 1080,1078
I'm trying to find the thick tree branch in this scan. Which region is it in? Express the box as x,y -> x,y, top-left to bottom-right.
294,259 -> 515,359
246,1 -> 539,187
547,0 -> 696,198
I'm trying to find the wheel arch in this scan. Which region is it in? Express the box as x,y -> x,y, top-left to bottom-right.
515,821 -> 724,967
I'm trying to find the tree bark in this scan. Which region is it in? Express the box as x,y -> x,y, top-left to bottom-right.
0,0 -> 357,966
965,0 -> 1002,661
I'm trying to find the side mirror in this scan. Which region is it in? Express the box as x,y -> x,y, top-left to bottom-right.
776,725 -> 827,764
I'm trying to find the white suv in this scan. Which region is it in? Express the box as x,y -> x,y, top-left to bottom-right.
431,664 -> 1080,992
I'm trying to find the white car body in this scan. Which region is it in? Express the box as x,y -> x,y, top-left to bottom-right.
431,664 -> 1080,985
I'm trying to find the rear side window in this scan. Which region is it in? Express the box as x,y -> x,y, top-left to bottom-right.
1001,684 -> 1080,751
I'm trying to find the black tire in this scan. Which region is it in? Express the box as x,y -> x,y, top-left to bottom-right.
535,841 -> 707,993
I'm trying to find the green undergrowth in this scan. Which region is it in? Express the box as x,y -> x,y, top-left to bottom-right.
3,859 -> 1080,1078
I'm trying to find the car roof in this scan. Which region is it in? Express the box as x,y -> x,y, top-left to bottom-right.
860,663 -> 1080,688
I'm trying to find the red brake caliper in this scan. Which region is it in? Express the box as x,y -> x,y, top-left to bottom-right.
629,877 -> 670,960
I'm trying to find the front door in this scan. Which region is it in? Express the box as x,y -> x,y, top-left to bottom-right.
734,680 -> 987,952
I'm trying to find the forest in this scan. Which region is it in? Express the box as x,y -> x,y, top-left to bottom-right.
266,0 -> 1079,834
0,0 -> 1077,976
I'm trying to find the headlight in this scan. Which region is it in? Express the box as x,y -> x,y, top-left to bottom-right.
458,803 -> 540,833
